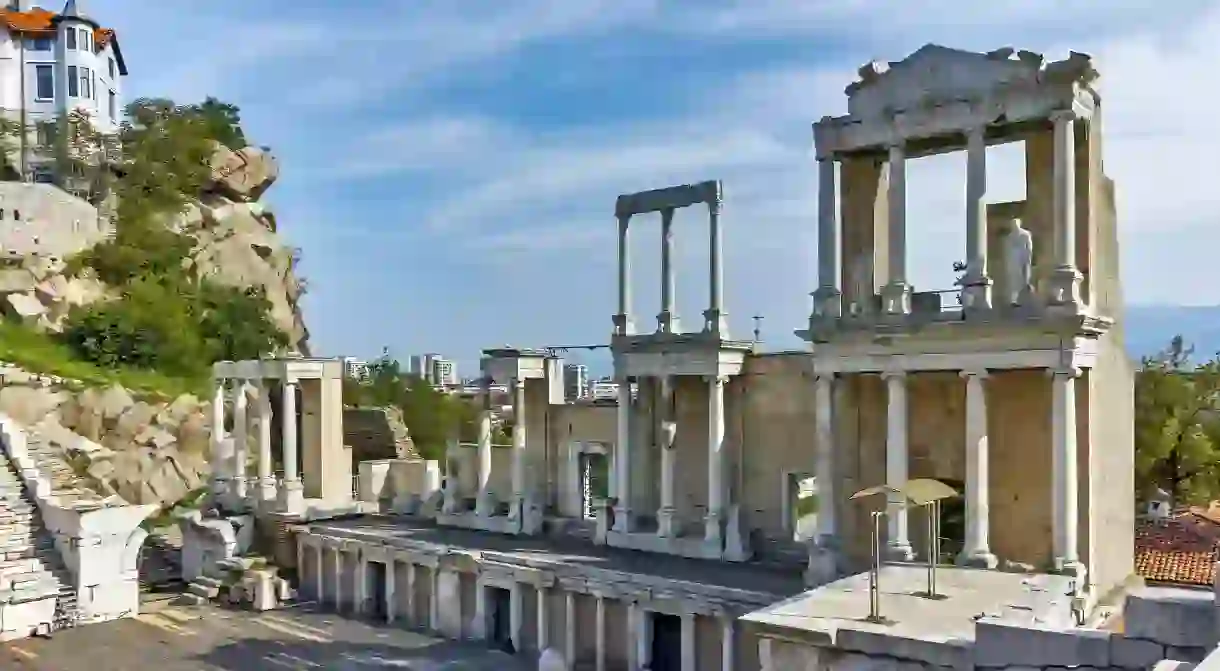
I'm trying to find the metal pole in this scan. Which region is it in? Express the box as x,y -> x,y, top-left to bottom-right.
925,502 -> 934,594
932,499 -> 941,595
869,510 -> 881,621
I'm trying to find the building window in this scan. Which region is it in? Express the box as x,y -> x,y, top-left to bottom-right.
79,67 -> 90,99
92,72 -> 97,101
29,37 -> 52,51
84,29 -> 93,52
31,168 -> 53,185
108,90 -> 116,119
36,123 -> 56,148
108,58 -> 115,78
34,64 -> 53,101
67,65 -> 78,97
65,28 -> 76,50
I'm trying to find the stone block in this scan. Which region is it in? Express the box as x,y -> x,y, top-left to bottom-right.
1124,587 -> 1216,649
975,618 -> 1112,668
1165,646 -> 1208,664
1110,635 -> 1165,669
837,628 -> 972,669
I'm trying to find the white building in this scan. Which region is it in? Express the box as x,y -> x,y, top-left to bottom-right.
563,363 -> 589,401
340,357 -> 368,380
0,0 -> 128,181
408,353 -> 458,387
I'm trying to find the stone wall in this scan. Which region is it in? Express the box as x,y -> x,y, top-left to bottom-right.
0,183 -> 109,258
343,406 -> 418,464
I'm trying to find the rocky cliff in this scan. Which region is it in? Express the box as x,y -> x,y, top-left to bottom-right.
0,142 -> 309,354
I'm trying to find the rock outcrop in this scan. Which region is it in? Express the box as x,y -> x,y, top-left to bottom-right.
0,142 -> 309,354
344,406 -> 419,464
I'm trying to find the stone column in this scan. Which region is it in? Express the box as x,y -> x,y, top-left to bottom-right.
279,380 -> 304,512
882,371 -> 913,560
333,547 -> 343,613
257,381 -> 275,505
704,193 -> 727,335
615,213 -> 634,335
808,372 -> 839,584
385,559 -> 396,624
537,585 -> 550,651
1046,110 -> 1083,311
564,590 -> 576,663
721,618 -> 736,671
957,370 -> 997,568
509,582 -> 523,652
473,576 -> 488,640
314,544 -> 323,604
406,562 -> 417,627
962,126 -> 992,311
658,207 -> 678,333
657,376 -> 677,538
429,568 -> 440,631
681,612 -> 696,671
209,378 -> 229,502
476,377 -> 494,516
595,594 -> 606,671
881,143 -> 911,315
705,375 -> 727,545
627,602 -> 640,669
1051,366 -> 1083,576
230,379 -> 249,502
812,155 -> 841,319
510,377 -> 526,514
355,556 -> 368,615
614,377 -> 633,532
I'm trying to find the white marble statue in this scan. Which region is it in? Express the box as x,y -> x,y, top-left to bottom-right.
1003,217 -> 1033,305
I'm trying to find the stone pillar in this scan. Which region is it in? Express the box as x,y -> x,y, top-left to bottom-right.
882,371 -> 913,560
537,585 -> 550,651
626,602 -> 639,670
721,618 -> 736,671
385,559 -> 396,623
614,377 -> 633,532
705,375 -> 727,545
962,126 -> 992,310
615,213 -> 634,335
355,556 -> 367,615
509,582 -> 523,652
595,594 -> 606,671
1047,110 -> 1083,311
279,380 -> 304,513
314,544 -> 323,604
333,547 -> 343,613
635,604 -> 650,670
476,377 -> 494,516
1051,366 -> 1083,576
657,377 -> 677,538
510,377 -> 526,512
881,143 -> 911,315
658,207 -> 678,333
257,381 -> 275,505
406,562 -> 417,627
813,155 -> 841,319
230,379 -> 249,502
681,612 -> 696,671
808,372 -> 839,584
958,370 -> 997,568
429,568 -> 440,631
209,378 -> 228,502
704,194 -> 727,335
564,590 -> 576,664
473,577 -> 488,640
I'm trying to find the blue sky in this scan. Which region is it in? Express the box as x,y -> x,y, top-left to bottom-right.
84,0 -> 1220,374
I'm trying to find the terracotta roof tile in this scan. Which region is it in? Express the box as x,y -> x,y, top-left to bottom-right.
1134,517 -> 1218,586
0,8 -> 115,49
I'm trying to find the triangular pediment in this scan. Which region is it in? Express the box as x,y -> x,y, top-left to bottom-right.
846,44 -> 1049,119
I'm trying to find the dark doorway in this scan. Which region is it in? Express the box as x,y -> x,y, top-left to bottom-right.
489,587 -> 513,652
650,612 -> 682,671
366,561 -> 387,620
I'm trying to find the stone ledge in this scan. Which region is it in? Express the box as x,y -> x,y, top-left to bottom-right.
975,618 -> 1112,668
1123,587 -> 1216,649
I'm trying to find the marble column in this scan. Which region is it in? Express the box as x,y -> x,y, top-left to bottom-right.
209,378 -> 229,502
595,595 -> 606,671
314,544 -> 323,604
406,562 -> 417,627
355,556 -> 368,615
881,143 -> 911,315
537,586 -> 550,651
882,371 -> 913,560
510,377 -> 526,516
814,373 -> 837,542
510,583 -> 523,652
658,207 -> 679,333
430,568 -> 440,631
476,377 -> 493,516
564,590 -> 576,663
1051,366 -> 1083,576
657,377 -> 677,538
279,380 -> 304,512
230,379 -> 249,502
681,612 -> 696,671
257,381 -> 275,505
333,548 -> 343,613
958,370 -> 997,568
473,577 -> 488,640
721,618 -> 736,671
627,602 -> 642,670
615,213 -> 634,335
385,559 -> 396,624
1047,110 -> 1083,311
962,126 -> 992,311
705,375 -> 727,545
614,377 -> 633,532
813,155 -> 841,319
704,193 -> 727,335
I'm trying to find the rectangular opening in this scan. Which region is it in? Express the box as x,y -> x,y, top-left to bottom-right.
580,451 -> 609,520
649,612 -> 682,671
488,586 -> 513,651
785,471 -> 818,542
365,561 -> 387,620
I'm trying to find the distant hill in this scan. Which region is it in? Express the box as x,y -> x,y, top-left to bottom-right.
1125,306 -> 1220,361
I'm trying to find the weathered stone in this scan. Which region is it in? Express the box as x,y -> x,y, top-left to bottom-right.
975,618 -> 1111,668
96,384 -> 136,425
1124,587 -> 1216,649
1110,636 -> 1165,669
0,385 -> 68,425
4,291 -> 46,324
838,628 -> 971,669
208,142 -> 279,201
1164,646 -> 1208,663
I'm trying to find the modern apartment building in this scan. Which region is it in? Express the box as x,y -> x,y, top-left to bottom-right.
562,363 -> 589,401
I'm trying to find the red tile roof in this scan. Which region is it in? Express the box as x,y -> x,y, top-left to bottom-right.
0,8 -> 115,50
1135,516 -> 1218,587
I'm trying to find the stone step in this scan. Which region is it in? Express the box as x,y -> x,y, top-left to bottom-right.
186,581 -> 220,600
195,576 -> 225,590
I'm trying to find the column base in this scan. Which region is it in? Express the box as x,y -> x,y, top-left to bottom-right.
657,506 -> 677,538
956,548 -> 998,569
612,505 -> 632,533
702,308 -> 728,337
475,490 -> 495,517
703,511 -> 723,546
656,311 -> 680,334
257,478 -> 277,506
960,276 -> 993,312
880,282 -> 912,315
1045,266 -> 1083,311
278,480 -> 305,515
612,313 -> 634,336
885,542 -> 915,562
1053,559 -> 1088,596
811,287 -> 842,320
805,535 -> 841,587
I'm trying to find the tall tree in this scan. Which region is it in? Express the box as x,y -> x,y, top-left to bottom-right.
1135,335 -> 1220,507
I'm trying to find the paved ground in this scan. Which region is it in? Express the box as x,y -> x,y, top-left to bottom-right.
1,598 -> 532,670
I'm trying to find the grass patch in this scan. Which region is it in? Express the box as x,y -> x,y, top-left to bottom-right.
0,321 -> 206,400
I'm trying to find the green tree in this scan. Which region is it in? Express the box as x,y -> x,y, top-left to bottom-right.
190,97 -> 246,151
1135,335 -> 1220,506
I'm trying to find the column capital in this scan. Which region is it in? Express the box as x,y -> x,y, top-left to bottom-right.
959,368 -> 989,380
1049,108 -> 1078,124
706,374 -> 729,385
1047,365 -> 1082,379
880,369 -> 907,381
660,207 -> 676,224
813,371 -> 836,384
887,141 -> 905,158
617,212 -> 631,226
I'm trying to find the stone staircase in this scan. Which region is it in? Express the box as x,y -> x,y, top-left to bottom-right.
24,430 -> 108,508
0,446 -> 75,634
